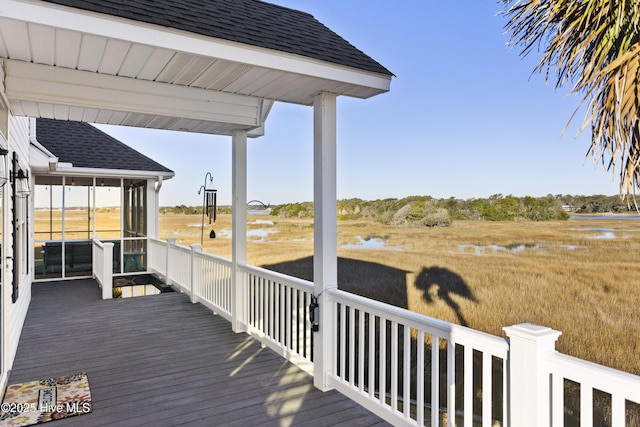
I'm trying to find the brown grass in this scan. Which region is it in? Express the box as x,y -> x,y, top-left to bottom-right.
180,213 -> 640,375
37,210 -> 640,375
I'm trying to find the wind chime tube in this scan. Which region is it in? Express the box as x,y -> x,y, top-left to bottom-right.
206,189 -> 217,224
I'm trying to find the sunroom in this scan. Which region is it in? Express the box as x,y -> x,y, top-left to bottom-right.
30,118 -> 174,281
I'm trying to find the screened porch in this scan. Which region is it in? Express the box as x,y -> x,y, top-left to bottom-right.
34,176 -> 149,280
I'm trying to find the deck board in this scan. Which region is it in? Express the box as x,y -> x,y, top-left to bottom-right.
8,280 -> 388,426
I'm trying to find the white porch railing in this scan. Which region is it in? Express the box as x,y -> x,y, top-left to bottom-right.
549,352 -> 640,426
145,237 -> 640,426
91,238 -> 113,300
327,288 -> 508,427
240,264 -> 315,374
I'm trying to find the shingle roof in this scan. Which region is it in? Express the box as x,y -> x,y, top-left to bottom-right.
35,118 -> 173,174
39,0 -> 392,76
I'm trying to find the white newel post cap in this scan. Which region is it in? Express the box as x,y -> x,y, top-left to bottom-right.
503,323 -> 562,427
503,323 -> 562,345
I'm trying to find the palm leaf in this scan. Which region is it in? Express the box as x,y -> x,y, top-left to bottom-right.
502,0 -> 640,201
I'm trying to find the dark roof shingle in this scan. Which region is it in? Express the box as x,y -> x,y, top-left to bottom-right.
35,118 -> 173,174
39,0 -> 392,76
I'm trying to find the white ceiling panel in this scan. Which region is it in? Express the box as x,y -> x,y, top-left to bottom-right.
137,48 -> 175,81
98,39 -> 131,75
267,75 -> 314,100
80,108 -> 100,123
107,110 -> 129,125
68,105 -> 87,121
172,56 -> 215,86
77,33 -> 107,72
0,19 -> 30,61
224,67 -> 275,94
28,23 -> 54,65
9,100 -> 25,116
207,63 -> 251,91
155,52 -> 194,84
117,44 -> 154,78
36,102 -> 55,118
54,29 -> 81,68
146,115 -> 177,130
95,109 -> 116,123
191,60 -> 234,89
249,72 -> 300,99
52,103 -> 70,120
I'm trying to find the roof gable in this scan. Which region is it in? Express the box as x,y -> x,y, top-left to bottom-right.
38,0 -> 392,76
34,118 -> 173,174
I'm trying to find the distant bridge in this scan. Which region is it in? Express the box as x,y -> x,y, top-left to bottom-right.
247,200 -> 270,210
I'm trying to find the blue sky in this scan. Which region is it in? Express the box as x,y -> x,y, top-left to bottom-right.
96,1 -> 620,207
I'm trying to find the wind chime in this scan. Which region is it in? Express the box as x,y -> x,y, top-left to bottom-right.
204,188 -> 217,223
198,172 -> 217,245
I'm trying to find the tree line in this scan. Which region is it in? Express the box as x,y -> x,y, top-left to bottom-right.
269,194 -> 635,225
161,194 -> 634,226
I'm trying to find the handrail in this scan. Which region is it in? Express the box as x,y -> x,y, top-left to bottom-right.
549,351 -> 640,426
239,263 -> 314,293
239,263 -> 315,373
328,288 -> 508,356
150,236 -> 640,426
326,287 -> 508,427
550,352 -> 640,399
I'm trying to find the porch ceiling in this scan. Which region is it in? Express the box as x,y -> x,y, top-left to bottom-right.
0,0 -> 392,136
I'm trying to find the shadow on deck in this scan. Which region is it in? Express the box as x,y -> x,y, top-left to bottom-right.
8,279 -> 388,426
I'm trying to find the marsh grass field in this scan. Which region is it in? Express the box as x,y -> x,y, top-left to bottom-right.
38,209 -> 639,375
158,212 -> 640,376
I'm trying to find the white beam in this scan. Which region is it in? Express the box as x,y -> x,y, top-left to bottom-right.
313,92 -> 337,391
3,60 -> 264,129
231,129 -> 247,333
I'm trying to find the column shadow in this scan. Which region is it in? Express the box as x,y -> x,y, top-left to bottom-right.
262,256 -> 409,309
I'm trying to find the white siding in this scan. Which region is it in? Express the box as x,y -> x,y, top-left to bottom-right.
3,115 -> 31,374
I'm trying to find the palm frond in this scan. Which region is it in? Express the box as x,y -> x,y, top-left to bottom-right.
502,0 -> 640,201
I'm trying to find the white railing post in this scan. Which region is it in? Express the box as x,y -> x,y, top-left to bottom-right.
165,237 -> 176,285
101,242 -> 114,300
190,244 -> 202,304
504,323 -> 561,427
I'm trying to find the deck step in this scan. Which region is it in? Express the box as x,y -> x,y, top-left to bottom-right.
112,273 -> 174,293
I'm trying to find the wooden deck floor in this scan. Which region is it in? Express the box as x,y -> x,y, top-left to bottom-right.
8,279 -> 388,426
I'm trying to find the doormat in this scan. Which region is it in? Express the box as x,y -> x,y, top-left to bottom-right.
0,372 -> 92,426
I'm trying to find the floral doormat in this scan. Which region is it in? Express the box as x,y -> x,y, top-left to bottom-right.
0,373 -> 92,426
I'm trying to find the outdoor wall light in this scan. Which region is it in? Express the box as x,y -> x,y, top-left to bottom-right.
0,147 -> 8,187
11,152 -> 29,197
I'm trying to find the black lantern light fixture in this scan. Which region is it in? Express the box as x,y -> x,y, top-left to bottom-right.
11,151 -> 29,197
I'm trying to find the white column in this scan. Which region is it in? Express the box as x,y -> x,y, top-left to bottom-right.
504,323 -> 562,427
313,92 -> 338,391
231,129 -> 247,333
146,178 -> 159,239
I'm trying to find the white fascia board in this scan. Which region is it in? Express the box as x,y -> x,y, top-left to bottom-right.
29,141 -> 53,169
30,136 -> 55,158
43,166 -> 174,180
2,0 -> 391,93
4,60 -> 263,128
